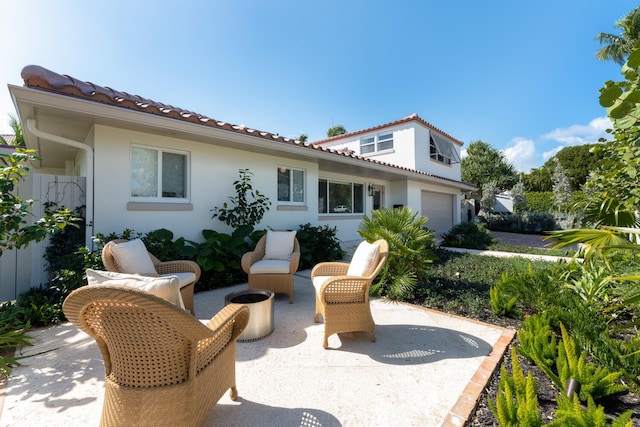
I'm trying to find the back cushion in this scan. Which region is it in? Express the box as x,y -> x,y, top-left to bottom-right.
109,239 -> 157,274
264,230 -> 297,260
86,269 -> 185,309
347,241 -> 380,276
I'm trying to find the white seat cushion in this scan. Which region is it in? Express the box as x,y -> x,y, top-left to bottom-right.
250,259 -> 291,274
109,239 -> 157,274
346,241 -> 380,276
86,269 -> 185,309
264,230 -> 296,260
161,272 -> 196,288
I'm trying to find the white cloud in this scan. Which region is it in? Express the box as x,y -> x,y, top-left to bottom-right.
542,116 -> 611,146
502,137 -> 537,173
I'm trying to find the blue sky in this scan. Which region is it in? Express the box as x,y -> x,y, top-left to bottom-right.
0,1 -> 636,172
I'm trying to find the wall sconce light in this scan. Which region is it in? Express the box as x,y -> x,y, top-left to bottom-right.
367,183 -> 375,196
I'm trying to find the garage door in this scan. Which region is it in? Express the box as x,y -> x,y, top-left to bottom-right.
421,191 -> 454,238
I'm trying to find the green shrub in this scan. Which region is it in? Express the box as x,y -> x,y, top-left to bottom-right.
358,207 -> 436,301
296,223 -> 345,270
440,221 -> 495,249
548,394 -> 633,427
525,192 -> 554,212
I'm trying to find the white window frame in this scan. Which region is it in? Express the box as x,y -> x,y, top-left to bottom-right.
360,132 -> 394,155
277,166 -> 306,205
130,144 -> 190,203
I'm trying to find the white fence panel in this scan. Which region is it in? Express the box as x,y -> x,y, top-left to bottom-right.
0,174 -> 86,302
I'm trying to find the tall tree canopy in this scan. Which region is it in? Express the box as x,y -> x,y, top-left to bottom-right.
542,144 -> 605,190
596,6 -> 640,64
461,140 -> 517,192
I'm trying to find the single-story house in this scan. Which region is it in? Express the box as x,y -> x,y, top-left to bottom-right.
4,64 -> 475,297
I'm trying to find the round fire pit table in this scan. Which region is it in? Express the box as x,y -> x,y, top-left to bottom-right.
224,289 -> 274,342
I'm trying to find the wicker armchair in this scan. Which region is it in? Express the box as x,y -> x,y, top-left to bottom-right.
102,239 -> 201,316
63,284 -> 250,427
311,239 -> 389,349
241,232 -> 300,303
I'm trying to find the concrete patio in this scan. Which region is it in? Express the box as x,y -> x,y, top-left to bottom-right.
0,269 -> 514,427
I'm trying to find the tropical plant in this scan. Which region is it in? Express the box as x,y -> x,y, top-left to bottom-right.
326,124 -> 347,137
0,115 -> 24,146
548,394 -> 633,426
0,148 -> 77,254
211,168 -> 271,229
596,6 -> 640,65
489,347 -> 543,427
358,206 -> 436,300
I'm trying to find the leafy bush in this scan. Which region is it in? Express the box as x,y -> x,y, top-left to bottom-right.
358,207 -> 436,301
296,223 -> 345,270
525,192 -> 554,212
440,221 -> 495,249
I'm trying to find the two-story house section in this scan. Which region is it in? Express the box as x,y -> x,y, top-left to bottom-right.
313,113 -> 467,237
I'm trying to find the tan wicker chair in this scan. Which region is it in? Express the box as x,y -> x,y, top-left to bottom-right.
63,284 -> 250,427
241,233 -> 300,303
102,239 -> 201,316
311,239 -> 389,349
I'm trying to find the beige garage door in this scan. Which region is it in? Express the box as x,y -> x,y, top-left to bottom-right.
421,191 -> 454,238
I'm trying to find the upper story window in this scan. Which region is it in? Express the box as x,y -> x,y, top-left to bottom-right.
318,179 -> 364,214
131,145 -> 189,201
429,133 -> 461,165
360,132 -> 394,154
278,166 -> 305,204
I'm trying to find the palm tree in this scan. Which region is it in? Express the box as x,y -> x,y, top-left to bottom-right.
327,124 -> 346,137
596,6 -> 640,65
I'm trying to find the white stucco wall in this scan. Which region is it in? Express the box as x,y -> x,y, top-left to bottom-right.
412,126 -> 462,181
92,125 -> 320,243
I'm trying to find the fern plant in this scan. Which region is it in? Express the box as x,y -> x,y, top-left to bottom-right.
517,313 -> 559,375
488,346 -> 542,427
547,394 -> 633,426
555,323 -> 627,401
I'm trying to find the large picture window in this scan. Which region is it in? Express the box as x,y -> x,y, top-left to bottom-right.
360,132 -> 394,155
318,179 -> 364,214
278,166 -> 305,204
131,146 -> 188,200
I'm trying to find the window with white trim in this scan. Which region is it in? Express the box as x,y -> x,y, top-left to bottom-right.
360,132 -> 394,154
131,145 -> 189,201
429,133 -> 461,165
318,179 -> 364,214
277,166 -> 305,204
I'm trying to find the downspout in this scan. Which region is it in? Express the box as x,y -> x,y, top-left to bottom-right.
25,119 -> 94,250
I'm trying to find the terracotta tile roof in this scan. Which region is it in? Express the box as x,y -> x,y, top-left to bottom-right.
20,65 -> 474,189
312,113 -> 464,146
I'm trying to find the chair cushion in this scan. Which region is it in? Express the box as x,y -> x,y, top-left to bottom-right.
109,239 -> 157,274
161,272 -> 196,288
347,241 -> 380,276
250,259 -> 291,274
264,230 -> 296,260
86,269 -> 185,309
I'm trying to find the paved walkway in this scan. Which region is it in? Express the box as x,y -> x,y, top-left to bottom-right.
0,270 -> 514,427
